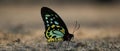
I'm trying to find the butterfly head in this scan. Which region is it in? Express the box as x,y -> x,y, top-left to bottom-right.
63,33 -> 74,41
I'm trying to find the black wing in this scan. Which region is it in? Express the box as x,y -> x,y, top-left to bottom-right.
41,7 -> 73,41
41,7 -> 69,33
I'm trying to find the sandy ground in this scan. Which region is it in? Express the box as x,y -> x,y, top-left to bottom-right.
0,28 -> 119,51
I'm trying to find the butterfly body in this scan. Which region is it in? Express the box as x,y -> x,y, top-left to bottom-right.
41,7 -> 73,42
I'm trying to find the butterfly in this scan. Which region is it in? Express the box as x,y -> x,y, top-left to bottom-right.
41,7 -> 74,42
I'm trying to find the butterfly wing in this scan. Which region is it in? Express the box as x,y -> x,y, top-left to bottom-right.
41,7 -> 73,42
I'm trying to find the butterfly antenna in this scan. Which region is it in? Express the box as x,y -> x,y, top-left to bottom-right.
76,23 -> 80,32
72,21 -> 77,34
73,21 -> 80,34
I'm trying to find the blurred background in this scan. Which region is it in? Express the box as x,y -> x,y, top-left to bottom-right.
0,0 -> 120,43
